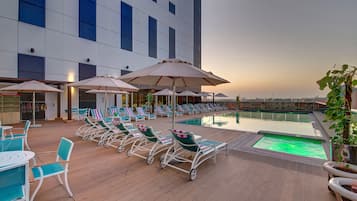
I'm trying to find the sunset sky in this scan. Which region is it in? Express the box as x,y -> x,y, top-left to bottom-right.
201,0 -> 357,99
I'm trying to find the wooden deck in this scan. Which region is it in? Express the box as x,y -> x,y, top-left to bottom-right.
25,115 -> 335,201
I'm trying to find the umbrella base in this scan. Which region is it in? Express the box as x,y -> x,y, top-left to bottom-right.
31,124 -> 42,128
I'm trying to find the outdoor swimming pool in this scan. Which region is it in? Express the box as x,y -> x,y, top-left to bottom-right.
253,133 -> 327,160
178,111 -> 322,138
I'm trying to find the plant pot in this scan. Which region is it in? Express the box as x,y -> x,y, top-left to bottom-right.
331,142 -> 357,165
348,145 -> 357,165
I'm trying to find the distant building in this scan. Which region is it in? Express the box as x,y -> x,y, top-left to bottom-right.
239,98 -> 327,112
0,0 -> 201,122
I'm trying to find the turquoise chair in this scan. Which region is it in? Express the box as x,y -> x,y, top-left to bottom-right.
78,108 -> 88,120
0,138 -> 24,152
10,120 -> 31,150
0,162 -> 29,201
31,137 -> 74,201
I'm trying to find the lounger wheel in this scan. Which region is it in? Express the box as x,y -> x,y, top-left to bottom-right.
127,150 -> 133,157
118,146 -> 125,153
189,169 -> 197,181
146,156 -> 154,165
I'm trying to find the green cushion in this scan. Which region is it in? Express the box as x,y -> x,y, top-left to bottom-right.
32,163 -> 64,179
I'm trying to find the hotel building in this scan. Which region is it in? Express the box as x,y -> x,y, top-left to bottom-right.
0,0 -> 201,123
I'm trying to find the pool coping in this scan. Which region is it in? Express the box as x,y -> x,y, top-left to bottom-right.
257,130 -> 325,141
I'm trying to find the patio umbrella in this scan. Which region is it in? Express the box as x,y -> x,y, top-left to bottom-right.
86,89 -> 128,109
86,89 -> 129,94
0,80 -> 62,127
153,89 -> 173,108
68,76 -> 138,91
197,92 -> 211,97
177,90 -> 199,104
120,59 -> 230,128
215,93 -> 228,97
212,92 -> 228,104
153,88 -> 173,96
68,76 -> 138,114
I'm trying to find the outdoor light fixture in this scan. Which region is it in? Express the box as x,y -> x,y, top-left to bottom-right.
86,58 -> 90,62
30,48 -> 35,53
125,65 -> 129,69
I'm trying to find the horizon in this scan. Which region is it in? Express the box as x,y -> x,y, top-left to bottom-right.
201,0 -> 357,98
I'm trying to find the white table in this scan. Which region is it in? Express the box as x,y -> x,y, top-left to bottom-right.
0,151 -> 35,167
0,151 -> 35,201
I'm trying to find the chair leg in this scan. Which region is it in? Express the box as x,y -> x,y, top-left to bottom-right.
30,177 -> 44,201
64,171 -> 73,197
57,174 -> 63,185
25,136 -> 31,150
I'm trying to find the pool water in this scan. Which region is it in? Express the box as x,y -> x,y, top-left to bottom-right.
178,112 -> 321,137
253,134 -> 327,160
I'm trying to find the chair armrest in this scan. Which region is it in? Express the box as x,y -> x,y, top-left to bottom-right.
11,128 -> 24,130
36,151 -> 57,155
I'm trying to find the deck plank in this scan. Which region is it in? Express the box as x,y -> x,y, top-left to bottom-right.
24,114 -> 335,201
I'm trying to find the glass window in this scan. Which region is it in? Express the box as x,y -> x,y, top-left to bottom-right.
79,63 -> 96,109
169,27 -> 175,58
121,2 -> 133,51
19,0 -> 45,27
18,54 -> 45,80
169,2 -> 175,15
148,16 -> 157,58
79,0 -> 96,41
18,53 -> 46,120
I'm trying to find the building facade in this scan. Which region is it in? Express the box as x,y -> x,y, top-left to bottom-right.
0,0 -> 201,122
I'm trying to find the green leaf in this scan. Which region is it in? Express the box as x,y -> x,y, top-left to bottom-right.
353,80 -> 357,86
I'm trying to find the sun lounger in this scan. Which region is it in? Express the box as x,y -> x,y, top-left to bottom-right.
137,107 -> 156,120
127,124 -> 173,165
125,107 -> 145,122
155,106 -> 172,117
160,129 -> 228,180
115,123 -> 142,152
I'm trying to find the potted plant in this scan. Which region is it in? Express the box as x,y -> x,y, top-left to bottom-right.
317,64 -> 357,165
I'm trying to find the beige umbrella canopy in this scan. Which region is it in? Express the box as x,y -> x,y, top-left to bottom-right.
0,80 -> 62,127
86,89 -> 128,94
86,89 -> 128,109
120,59 -> 229,87
68,76 -> 138,92
197,92 -> 211,97
68,76 -> 138,114
215,93 -> 228,97
177,90 -> 199,104
177,90 -> 199,97
153,88 -> 173,96
120,59 -> 230,128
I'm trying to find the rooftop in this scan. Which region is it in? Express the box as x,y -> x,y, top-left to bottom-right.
28,115 -> 334,201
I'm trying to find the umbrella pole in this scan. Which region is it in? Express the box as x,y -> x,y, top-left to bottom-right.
172,80 -> 176,129
33,91 -> 36,126
104,92 -> 107,116
155,95 -> 158,113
